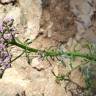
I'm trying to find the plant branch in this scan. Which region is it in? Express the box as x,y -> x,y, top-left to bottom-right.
9,40 -> 96,62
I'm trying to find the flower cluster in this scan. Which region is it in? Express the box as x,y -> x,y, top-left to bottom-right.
0,17 -> 16,76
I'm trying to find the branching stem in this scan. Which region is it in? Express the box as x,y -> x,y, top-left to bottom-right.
9,40 -> 96,62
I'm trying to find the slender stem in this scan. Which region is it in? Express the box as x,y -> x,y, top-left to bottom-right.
9,40 -> 96,62
10,40 -> 39,52
11,50 -> 25,63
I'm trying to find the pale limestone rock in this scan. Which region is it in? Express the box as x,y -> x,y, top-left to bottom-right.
0,67 -> 66,96
70,68 -> 85,87
0,68 -> 27,96
18,0 -> 42,40
70,0 -> 94,28
31,57 -> 41,67
2,68 -> 30,87
0,0 -> 15,3
44,78 -> 65,96
0,5 -> 5,20
31,57 -> 51,70
5,7 -> 21,26
53,65 -> 59,76
70,0 -> 95,40
0,81 -> 24,96
1,67 -> 46,96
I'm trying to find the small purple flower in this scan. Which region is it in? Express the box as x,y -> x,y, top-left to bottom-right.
5,63 -> 11,68
2,51 -> 9,59
0,44 -> 5,51
4,16 -> 13,22
0,59 -> 2,64
3,57 -> 11,63
0,22 -> 3,32
0,38 -> 4,43
3,33 -> 12,41
0,16 -> 15,77
4,16 -> 14,27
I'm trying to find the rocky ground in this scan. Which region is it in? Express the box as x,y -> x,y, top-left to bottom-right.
0,0 -> 96,96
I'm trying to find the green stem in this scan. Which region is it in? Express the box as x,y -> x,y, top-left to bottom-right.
10,40 -> 39,52
9,40 -> 96,62
11,50 -> 25,63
